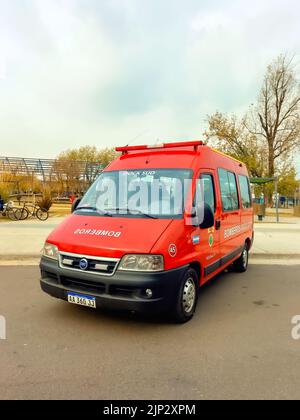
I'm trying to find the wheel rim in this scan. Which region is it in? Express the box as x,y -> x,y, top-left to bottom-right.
242,248 -> 248,268
8,209 -> 17,220
37,209 -> 48,221
14,209 -> 21,220
182,277 -> 196,314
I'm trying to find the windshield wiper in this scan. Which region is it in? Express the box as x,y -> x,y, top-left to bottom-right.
106,208 -> 158,219
76,207 -> 113,217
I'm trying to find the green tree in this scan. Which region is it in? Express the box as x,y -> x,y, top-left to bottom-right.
57,146 -> 118,167
204,112 -> 265,177
53,146 -> 119,193
278,166 -> 299,197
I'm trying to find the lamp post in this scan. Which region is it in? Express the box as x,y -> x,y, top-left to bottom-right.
274,176 -> 279,223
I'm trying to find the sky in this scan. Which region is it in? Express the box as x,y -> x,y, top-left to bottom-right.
0,0 -> 300,174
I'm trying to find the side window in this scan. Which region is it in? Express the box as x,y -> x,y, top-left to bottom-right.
238,175 -> 252,209
227,171 -> 239,210
218,169 -> 239,211
200,174 -> 216,212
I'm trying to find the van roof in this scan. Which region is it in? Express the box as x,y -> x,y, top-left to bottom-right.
106,140 -> 245,170
210,148 -> 244,165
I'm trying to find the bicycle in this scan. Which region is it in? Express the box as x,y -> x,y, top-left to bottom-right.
19,202 -> 49,221
0,202 -> 20,221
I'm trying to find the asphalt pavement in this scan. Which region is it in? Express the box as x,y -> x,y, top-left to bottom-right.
1,264 -> 300,400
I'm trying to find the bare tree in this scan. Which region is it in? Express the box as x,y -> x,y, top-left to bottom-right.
249,55 -> 300,177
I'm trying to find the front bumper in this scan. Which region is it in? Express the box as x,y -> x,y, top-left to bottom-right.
40,257 -> 188,313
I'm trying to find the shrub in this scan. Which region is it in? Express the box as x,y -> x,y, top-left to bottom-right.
0,187 -> 10,203
38,195 -> 53,211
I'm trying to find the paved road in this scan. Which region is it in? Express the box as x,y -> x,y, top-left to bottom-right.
1,264 -> 300,400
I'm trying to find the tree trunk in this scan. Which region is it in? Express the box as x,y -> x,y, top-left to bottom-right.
268,143 -> 275,206
268,143 -> 275,178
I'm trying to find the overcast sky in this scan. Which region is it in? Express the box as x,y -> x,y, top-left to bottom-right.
0,0 -> 300,173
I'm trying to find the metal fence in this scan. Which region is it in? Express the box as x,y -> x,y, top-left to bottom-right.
0,156 -> 102,184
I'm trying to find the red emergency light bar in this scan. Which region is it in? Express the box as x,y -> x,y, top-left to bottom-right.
116,141 -> 204,154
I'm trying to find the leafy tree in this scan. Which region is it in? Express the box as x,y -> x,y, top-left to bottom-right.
204,112 -> 265,177
53,146 -> 119,193
278,166 -> 299,197
98,148 -> 120,167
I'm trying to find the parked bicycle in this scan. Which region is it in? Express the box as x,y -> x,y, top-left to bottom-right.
17,202 -> 49,221
0,201 -> 20,221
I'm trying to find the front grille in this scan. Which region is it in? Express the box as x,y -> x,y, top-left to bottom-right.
59,253 -> 119,276
61,276 -> 106,294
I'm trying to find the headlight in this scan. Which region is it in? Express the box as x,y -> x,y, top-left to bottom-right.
42,242 -> 59,260
118,254 -> 164,272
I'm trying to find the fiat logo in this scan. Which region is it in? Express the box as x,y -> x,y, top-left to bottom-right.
79,258 -> 89,270
168,244 -> 177,258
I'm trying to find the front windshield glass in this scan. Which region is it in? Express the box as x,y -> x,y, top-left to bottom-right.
77,169 -> 193,219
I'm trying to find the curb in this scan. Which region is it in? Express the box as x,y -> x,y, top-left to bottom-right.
250,253 -> 300,260
0,254 -> 41,261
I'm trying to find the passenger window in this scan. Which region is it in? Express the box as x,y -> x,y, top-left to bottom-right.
218,169 -> 240,211
238,175 -> 252,209
227,172 -> 239,210
200,174 -> 215,212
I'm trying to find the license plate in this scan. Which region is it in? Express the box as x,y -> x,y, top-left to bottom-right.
67,292 -> 96,309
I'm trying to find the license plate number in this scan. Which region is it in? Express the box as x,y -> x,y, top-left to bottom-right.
67,292 -> 96,309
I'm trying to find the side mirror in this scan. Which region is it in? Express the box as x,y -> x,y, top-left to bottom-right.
71,197 -> 81,213
199,203 -> 215,229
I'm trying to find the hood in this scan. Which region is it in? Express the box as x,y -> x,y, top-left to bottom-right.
46,214 -> 173,258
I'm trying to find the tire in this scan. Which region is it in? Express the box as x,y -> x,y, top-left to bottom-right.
233,243 -> 249,273
7,208 -> 18,221
15,208 -> 29,221
171,267 -> 199,323
36,208 -> 49,221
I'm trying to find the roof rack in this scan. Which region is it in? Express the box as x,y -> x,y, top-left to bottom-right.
116,141 -> 204,155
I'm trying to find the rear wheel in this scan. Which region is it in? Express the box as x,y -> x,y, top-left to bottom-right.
171,267 -> 198,323
233,243 -> 249,273
36,208 -> 49,221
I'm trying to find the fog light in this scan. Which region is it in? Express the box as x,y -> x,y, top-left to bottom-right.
146,289 -> 153,298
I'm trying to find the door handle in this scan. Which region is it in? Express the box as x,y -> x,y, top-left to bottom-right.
215,220 -> 221,230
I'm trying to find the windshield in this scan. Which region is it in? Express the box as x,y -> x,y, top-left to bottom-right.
77,168 -> 193,219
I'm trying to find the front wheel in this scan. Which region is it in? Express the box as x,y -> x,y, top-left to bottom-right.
7,208 -> 18,221
233,244 -> 249,273
15,207 -> 29,221
171,267 -> 199,323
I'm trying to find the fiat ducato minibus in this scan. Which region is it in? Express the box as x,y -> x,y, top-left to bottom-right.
40,141 -> 254,323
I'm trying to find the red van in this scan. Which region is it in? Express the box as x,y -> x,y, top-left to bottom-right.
40,141 -> 254,323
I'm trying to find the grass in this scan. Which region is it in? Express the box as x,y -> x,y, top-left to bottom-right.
49,203 -> 71,218
265,212 -> 296,218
